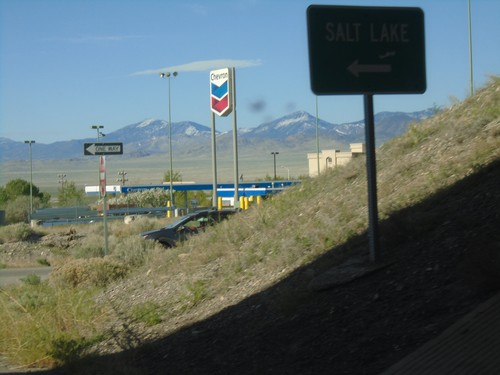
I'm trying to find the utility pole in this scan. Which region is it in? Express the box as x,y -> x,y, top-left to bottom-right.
117,170 -> 128,185
58,173 -> 67,190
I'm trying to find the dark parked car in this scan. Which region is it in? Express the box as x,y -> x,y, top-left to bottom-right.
141,209 -> 236,247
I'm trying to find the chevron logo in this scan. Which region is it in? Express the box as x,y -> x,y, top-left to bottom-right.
210,68 -> 233,117
211,81 -> 228,100
211,96 -> 229,113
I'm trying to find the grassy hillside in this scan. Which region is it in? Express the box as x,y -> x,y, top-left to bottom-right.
0,76 -> 498,373
101,74 -> 499,308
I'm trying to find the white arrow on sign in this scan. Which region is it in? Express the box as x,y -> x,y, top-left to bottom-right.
85,144 -> 98,155
347,60 -> 392,78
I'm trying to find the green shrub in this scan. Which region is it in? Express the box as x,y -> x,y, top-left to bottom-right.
187,280 -> 208,306
50,258 -> 129,288
21,273 -> 42,286
37,258 -> 51,266
0,223 -> 40,242
49,335 -> 102,365
67,230 -> 105,258
18,285 -> 53,311
72,244 -> 104,259
110,235 -> 158,268
4,195 -> 30,224
131,301 -> 163,326
0,284 -> 103,368
109,215 -> 171,236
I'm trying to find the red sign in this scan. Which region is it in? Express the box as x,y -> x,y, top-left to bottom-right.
99,156 -> 106,197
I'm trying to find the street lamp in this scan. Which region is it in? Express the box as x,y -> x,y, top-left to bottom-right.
24,140 -> 35,219
271,152 -> 279,180
91,125 -> 104,142
160,71 -> 178,207
281,165 -> 290,180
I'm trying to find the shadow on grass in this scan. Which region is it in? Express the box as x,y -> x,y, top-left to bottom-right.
13,160 -> 500,375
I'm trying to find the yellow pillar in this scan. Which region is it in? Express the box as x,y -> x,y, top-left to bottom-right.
167,201 -> 171,218
217,197 -> 223,211
257,196 -> 262,205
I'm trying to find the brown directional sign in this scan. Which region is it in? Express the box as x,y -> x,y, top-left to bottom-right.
307,5 -> 426,95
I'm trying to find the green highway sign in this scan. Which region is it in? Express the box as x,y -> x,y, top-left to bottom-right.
84,142 -> 123,156
307,5 -> 426,95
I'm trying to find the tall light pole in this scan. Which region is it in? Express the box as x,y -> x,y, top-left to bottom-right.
271,152 -> 279,180
315,96 -> 320,176
91,125 -> 104,198
281,165 -> 290,180
91,125 -> 105,142
160,71 -> 178,208
24,140 -> 35,220
467,0 -> 474,96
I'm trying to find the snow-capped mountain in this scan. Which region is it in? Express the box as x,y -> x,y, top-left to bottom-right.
235,109 -> 433,146
0,109 -> 434,162
107,119 -> 214,156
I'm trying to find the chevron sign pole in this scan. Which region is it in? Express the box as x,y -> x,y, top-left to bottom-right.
210,68 -> 233,116
209,67 -> 239,208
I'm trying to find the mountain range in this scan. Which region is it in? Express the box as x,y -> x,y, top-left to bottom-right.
0,109 -> 434,162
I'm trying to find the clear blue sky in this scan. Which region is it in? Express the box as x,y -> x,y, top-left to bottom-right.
1,0 -> 499,144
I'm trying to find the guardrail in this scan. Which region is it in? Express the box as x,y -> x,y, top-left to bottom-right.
31,206 -> 170,227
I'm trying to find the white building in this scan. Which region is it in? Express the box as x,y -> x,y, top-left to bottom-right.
307,143 -> 365,177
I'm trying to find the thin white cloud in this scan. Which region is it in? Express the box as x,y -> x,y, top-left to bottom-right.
185,3 -> 209,16
131,59 -> 263,76
45,35 -> 143,43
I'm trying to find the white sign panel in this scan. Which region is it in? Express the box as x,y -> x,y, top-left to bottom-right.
210,68 -> 233,116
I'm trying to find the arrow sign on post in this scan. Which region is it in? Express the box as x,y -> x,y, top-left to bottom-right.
84,142 -> 123,156
307,5 -> 426,94
307,5 -> 427,264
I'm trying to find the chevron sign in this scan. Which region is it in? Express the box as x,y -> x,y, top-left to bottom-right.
210,68 -> 233,116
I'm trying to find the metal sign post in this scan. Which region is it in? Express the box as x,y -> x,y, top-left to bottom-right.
99,155 -> 109,256
210,67 -> 239,207
307,5 -> 426,262
210,111 -> 218,208
84,142 -> 124,256
230,67 -> 239,206
364,95 -> 380,262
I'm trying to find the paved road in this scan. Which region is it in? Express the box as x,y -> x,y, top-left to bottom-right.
0,267 -> 52,287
